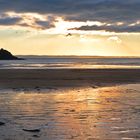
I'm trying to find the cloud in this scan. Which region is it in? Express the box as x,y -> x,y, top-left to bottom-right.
107,36 -> 122,43
1,12 -> 57,30
0,0 -> 140,23
0,17 -> 21,25
0,0 -> 140,32
79,35 -> 100,43
35,16 -> 56,29
70,24 -> 140,33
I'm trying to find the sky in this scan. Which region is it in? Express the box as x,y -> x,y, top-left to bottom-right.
0,0 -> 140,56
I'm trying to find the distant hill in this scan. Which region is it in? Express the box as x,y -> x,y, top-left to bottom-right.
0,48 -> 23,60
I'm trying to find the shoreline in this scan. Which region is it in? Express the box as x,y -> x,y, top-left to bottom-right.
0,68 -> 140,89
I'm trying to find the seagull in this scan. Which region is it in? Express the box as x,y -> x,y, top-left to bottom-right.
66,33 -> 72,37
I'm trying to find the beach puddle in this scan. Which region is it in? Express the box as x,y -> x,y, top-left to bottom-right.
0,84 -> 140,140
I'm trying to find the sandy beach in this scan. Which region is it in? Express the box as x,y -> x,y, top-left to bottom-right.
0,68 -> 140,140
0,69 -> 140,89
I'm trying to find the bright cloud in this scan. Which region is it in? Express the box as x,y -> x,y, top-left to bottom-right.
107,36 -> 122,44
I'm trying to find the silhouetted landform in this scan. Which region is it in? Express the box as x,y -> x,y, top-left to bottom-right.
0,48 -> 23,60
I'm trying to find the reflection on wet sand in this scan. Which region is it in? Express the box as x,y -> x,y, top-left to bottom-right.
0,84 -> 140,140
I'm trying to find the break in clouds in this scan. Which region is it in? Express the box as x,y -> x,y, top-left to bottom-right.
0,0 -> 140,33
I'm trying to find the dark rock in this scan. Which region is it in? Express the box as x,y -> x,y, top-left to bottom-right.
0,121 -> 5,126
33,135 -> 40,138
0,48 -> 23,60
22,128 -> 40,132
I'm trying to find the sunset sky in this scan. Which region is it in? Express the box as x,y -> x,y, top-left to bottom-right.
0,0 -> 140,56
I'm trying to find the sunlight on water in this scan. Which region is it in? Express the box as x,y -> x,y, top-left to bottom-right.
0,57 -> 140,69
0,84 -> 140,139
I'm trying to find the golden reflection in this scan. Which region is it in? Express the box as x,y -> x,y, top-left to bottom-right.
0,84 -> 139,139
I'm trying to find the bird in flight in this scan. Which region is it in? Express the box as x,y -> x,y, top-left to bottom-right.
66,33 -> 72,37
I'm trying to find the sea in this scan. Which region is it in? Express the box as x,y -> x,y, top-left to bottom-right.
0,56 -> 140,69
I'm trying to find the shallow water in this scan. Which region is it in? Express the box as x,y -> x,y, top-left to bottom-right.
0,57 -> 140,69
0,84 -> 140,140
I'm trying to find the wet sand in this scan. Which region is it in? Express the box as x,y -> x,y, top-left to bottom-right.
0,69 -> 140,139
0,84 -> 140,140
0,69 -> 140,89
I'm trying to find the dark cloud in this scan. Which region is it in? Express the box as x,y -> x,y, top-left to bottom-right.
16,16 -> 56,29
0,0 -> 139,22
0,17 -> 21,25
0,0 -> 140,32
35,20 -> 54,29
35,16 -> 56,29
71,24 -> 140,33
